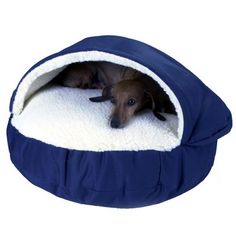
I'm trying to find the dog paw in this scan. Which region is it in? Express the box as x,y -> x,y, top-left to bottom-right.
153,110 -> 166,121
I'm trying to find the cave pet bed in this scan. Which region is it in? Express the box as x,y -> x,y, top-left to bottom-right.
7,35 -> 232,208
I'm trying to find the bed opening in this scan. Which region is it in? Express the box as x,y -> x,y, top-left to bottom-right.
11,51 -> 184,151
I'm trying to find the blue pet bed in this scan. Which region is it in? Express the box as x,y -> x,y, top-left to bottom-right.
7,35 -> 232,208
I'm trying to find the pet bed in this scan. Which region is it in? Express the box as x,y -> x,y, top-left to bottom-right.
7,35 -> 232,208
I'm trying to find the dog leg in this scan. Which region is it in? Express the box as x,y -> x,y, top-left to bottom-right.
153,110 -> 166,121
89,96 -> 109,102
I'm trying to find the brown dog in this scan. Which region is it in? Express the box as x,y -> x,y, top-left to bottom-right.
54,61 -> 140,89
90,75 -> 176,128
54,62 -> 97,89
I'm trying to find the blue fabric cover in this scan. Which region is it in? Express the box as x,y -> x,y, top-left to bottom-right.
7,36 -> 232,208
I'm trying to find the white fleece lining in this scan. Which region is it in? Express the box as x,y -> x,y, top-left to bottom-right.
11,51 -> 184,151
11,85 -> 179,151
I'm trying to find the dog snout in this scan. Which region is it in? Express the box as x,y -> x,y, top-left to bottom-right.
110,118 -> 121,128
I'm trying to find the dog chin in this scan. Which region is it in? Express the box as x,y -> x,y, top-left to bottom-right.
117,123 -> 126,129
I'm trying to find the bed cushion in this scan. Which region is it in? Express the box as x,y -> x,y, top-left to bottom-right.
7,35 -> 232,208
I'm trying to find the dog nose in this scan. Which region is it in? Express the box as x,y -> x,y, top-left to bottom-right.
110,118 -> 120,128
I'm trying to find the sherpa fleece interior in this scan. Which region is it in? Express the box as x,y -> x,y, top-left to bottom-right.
11,51 -> 184,151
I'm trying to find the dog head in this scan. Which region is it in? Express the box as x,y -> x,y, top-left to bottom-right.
60,62 -> 96,89
90,79 -> 165,128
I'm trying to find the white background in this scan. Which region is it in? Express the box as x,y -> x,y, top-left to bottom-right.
0,0 -> 235,235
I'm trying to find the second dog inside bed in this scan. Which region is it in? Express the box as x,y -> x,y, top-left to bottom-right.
11,59 -> 182,152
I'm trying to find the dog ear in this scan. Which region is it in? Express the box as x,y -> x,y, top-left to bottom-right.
144,90 -> 155,110
144,90 -> 166,121
89,85 -> 113,103
102,85 -> 113,98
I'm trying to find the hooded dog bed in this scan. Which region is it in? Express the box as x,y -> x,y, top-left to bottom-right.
7,35 -> 232,208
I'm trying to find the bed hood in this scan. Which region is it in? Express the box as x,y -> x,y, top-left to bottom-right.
9,35 -> 232,146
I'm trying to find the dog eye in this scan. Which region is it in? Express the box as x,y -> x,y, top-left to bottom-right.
127,98 -> 136,106
111,97 -> 116,104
